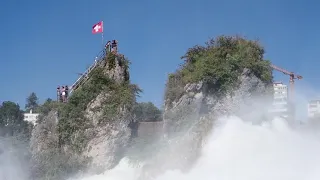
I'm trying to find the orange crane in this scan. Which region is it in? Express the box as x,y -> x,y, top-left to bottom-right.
270,64 -> 303,101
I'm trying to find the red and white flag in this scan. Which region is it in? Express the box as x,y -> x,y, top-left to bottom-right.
92,21 -> 103,34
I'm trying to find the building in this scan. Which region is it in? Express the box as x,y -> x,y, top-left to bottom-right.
269,82 -> 290,118
23,109 -> 39,125
307,99 -> 320,118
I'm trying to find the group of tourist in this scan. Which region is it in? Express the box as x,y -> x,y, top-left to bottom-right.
105,40 -> 118,54
56,86 -> 69,103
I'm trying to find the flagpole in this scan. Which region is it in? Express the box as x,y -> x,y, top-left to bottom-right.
101,21 -> 104,48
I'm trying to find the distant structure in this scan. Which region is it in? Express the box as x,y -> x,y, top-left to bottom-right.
307,99 -> 320,118
269,82 -> 290,119
23,109 -> 39,125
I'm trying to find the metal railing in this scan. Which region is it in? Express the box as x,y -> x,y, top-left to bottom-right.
69,49 -> 107,94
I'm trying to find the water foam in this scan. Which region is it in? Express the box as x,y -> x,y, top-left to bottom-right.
77,116 -> 320,180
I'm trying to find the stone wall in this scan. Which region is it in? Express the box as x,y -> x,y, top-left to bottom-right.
137,121 -> 164,139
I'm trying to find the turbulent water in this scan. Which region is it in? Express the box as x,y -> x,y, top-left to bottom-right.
77,116 -> 320,180
0,137 -> 30,180
2,115 -> 320,180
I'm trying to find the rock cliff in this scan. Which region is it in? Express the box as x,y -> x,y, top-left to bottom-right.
30,52 -> 140,179
139,35 -> 274,178
83,92 -> 132,172
80,53 -> 134,172
30,35 -> 275,180
164,68 -> 273,138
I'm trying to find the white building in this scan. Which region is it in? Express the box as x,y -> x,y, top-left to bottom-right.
269,82 -> 290,118
308,99 -> 320,118
23,109 -> 39,125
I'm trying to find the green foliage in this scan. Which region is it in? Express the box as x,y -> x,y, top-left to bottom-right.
45,98 -> 53,103
68,67 -> 112,109
30,107 -> 89,180
133,102 -> 162,122
31,51 -> 141,180
37,100 -> 60,123
25,92 -> 39,112
107,53 -> 117,70
118,55 -> 131,73
106,53 -> 131,81
165,35 -> 273,106
102,83 -> 142,123
57,69 -> 106,152
57,66 -> 141,152
0,101 -> 32,138
31,67 -> 116,179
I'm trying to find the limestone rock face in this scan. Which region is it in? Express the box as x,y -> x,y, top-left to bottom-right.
30,111 -> 59,155
81,54 -> 133,171
30,52 -> 135,177
83,92 -> 132,171
142,68 -> 273,178
101,54 -> 130,84
164,68 -> 273,137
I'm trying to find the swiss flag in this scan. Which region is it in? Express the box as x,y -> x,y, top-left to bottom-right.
92,21 -> 103,34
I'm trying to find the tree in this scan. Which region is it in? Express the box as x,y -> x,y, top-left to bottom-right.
45,98 -> 53,103
25,92 -> 39,112
133,102 -> 162,122
0,101 -> 26,136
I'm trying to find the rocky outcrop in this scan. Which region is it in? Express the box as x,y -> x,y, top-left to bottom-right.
101,54 -> 130,83
30,111 -> 59,155
164,68 -> 273,138
29,110 -> 62,179
142,68 -> 273,176
30,53 -> 136,179
80,54 -> 133,171
83,92 -> 132,171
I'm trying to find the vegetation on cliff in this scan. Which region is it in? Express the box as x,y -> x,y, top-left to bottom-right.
0,35 -> 274,179
58,66 -> 140,152
0,93 -> 36,138
165,35 -> 273,107
29,52 -> 165,180
0,76 -> 161,180
0,94 -> 38,180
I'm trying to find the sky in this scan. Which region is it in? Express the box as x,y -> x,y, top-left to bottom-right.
0,0 -> 319,120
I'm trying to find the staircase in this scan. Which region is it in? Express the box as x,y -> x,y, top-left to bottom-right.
69,49 -> 107,94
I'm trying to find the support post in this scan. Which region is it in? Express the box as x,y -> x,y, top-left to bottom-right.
101,21 -> 104,49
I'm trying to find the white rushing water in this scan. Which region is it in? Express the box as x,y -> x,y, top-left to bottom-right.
78,116 -> 320,180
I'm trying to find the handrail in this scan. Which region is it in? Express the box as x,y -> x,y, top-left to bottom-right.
69,49 -> 107,94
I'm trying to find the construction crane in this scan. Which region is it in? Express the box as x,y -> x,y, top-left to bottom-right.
270,64 -> 303,101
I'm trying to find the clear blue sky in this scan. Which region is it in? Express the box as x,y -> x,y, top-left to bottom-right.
0,0 -> 319,120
